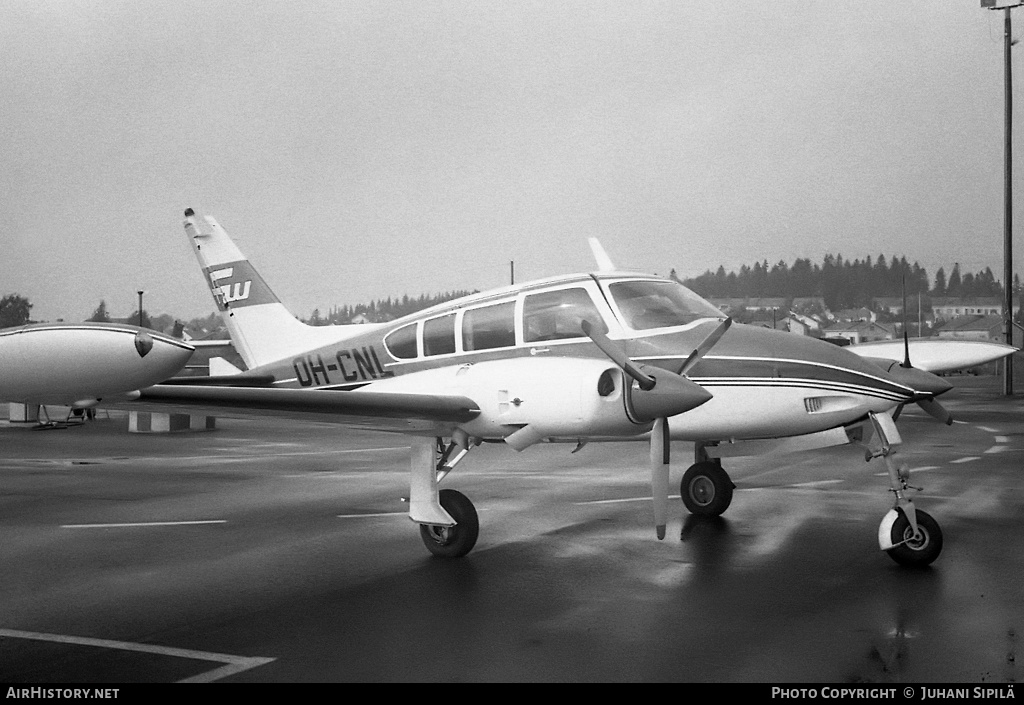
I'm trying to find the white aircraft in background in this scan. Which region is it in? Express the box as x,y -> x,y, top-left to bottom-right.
0,323 -> 194,414
126,209 -> 1017,568
848,337 -> 1017,376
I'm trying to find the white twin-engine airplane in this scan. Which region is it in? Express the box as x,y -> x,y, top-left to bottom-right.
134,208 -> 1016,568
0,323 -> 193,410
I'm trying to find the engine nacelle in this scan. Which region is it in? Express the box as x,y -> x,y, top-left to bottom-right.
465,357 -> 644,447
366,357 -> 645,447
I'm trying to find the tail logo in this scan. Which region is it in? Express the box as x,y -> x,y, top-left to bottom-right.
221,281 -> 252,304
203,260 -> 276,311
209,267 -> 252,305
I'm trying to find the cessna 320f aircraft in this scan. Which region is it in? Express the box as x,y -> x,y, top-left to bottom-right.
131,209 -> 1015,568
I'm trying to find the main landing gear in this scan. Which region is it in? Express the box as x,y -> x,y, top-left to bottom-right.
408,434 -> 479,558
679,444 -> 736,518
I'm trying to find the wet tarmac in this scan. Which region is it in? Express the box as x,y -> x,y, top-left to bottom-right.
0,375 -> 1021,682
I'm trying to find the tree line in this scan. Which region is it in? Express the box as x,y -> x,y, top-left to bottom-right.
676,255 -> 1020,312
305,290 -> 478,325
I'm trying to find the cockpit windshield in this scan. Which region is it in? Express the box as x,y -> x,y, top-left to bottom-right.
607,279 -> 724,330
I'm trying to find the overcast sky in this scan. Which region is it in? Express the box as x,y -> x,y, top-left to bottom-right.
1,1 -> 1019,323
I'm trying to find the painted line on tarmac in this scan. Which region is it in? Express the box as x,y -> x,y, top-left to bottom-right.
0,628 -> 274,683
337,509 -> 493,519
337,511 -> 407,519
950,456 -> 981,464
788,479 -> 844,488
282,470 -> 378,478
61,520 -> 227,529
576,495 -> 682,505
985,445 -> 1009,454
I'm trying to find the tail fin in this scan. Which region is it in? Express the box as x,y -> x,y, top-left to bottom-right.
184,209 -> 367,369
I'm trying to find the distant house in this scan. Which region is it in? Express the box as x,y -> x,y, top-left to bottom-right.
832,307 -> 876,323
823,320 -> 895,345
790,296 -> 828,318
707,298 -> 745,315
747,315 -> 787,331
786,313 -> 822,337
931,297 -> 1010,321
872,297 -> 908,315
349,313 -> 371,325
935,315 -> 1004,341
706,297 -> 787,315
745,297 -> 787,312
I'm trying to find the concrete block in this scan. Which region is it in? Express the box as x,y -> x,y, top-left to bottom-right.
129,411 -> 216,433
8,403 -> 39,423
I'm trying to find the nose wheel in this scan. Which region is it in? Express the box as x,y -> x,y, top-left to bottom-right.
882,508 -> 943,568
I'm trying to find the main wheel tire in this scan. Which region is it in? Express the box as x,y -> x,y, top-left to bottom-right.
419,489 -> 479,559
680,461 -> 734,517
885,508 -> 942,568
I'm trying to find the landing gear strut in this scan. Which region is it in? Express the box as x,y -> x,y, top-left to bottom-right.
409,434 -> 479,559
867,412 -> 943,568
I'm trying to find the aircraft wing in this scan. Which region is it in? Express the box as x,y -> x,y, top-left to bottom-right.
846,338 -> 1017,374
114,384 -> 481,434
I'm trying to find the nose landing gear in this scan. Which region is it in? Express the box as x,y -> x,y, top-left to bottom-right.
867,412 -> 943,568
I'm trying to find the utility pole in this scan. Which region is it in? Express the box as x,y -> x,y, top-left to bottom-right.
137,290 -> 144,328
983,0 -> 1019,395
1003,4 -> 1016,395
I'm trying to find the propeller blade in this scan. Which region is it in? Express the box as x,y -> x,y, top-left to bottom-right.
581,319 -> 656,390
678,317 -> 733,375
650,417 -> 670,540
917,397 -> 953,425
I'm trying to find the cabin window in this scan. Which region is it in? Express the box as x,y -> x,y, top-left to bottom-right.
523,288 -> 601,343
423,314 -> 456,356
463,301 -> 515,351
384,323 -> 418,360
609,280 -> 723,330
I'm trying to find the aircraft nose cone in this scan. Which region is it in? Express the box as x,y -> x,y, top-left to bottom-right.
629,370 -> 713,422
137,335 -> 194,384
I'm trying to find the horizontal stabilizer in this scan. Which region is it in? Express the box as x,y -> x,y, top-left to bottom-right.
209,356 -> 243,376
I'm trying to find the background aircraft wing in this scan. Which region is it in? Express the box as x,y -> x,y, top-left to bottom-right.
111,384 -> 481,433
846,338 -> 1017,374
